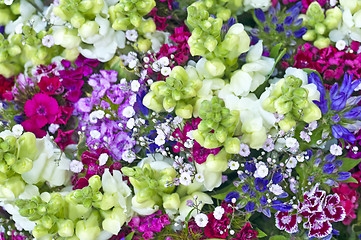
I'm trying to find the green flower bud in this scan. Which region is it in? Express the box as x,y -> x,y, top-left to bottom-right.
75,211 -> 101,240
79,1 -> 94,12
324,7 -> 342,29
78,21 -> 99,39
301,103 -> 322,123
100,193 -> 115,210
293,97 -> 309,109
204,58 -> 226,78
12,157 -> 33,174
285,75 -> 303,88
136,38 -> 152,52
130,13 -> 142,28
302,30 -> 317,41
17,132 -> 37,160
58,219 -> 75,237
315,23 -> 326,35
121,167 -> 135,177
88,175 -> 102,191
70,13 -> 86,29
138,19 -> 156,33
206,150 -> 228,171
224,137 -> 240,154
129,177 -> 145,190
216,9 -> 231,21
112,18 -> 130,31
175,103 -> 193,119
215,126 -> 227,143
136,188 -> 155,203
192,129 -> 205,146
306,2 -> 325,25
262,96 -> 277,113
160,167 -> 177,179
278,115 -> 296,132
64,48 -> 80,61
204,134 -> 221,149
314,36 -> 330,49
274,96 -> 293,115
4,153 -> 15,166
47,194 -> 64,214
41,215 -> 53,229
158,175 -> 174,193
33,224 -> 49,239
163,193 -> 180,210
8,45 -> 21,57
142,92 -> 164,112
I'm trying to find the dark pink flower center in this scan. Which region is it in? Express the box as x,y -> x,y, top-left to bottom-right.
37,105 -> 46,115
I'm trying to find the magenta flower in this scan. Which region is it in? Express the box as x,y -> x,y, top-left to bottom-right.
37,76 -> 61,95
22,93 -> 60,137
54,129 -> 75,151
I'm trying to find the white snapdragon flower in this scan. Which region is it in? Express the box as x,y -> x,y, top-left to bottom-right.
78,15 -> 126,62
243,0 -> 271,11
22,136 -> 71,187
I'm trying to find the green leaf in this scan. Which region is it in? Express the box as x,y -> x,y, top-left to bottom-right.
342,176 -> 358,183
302,68 -> 323,81
211,184 -> 237,200
269,235 -> 288,240
269,43 -> 282,59
256,228 -> 267,238
125,232 -> 135,240
339,158 -> 361,172
185,208 -> 196,222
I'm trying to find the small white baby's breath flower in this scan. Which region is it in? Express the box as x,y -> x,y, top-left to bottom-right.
70,160 -> 83,173
90,130 -> 101,139
158,56 -> 170,66
12,124 -> 23,137
195,213 -> 208,227
330,144 -> 342,156
42,35 -> 55,48
213,206 -> 225,220
122,106 -> 135,118
48,123 -> 60,134
195,173 -> 204,182
336,40 -> 346,51
125,29 -> 138,42
161,67 -> 172,76
179,172 -> 192,186
127,118 -> 135,129
131,80 -> 140,92
228,160 -> 239,170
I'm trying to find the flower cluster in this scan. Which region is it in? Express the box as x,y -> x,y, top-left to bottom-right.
1,0 -> 361,240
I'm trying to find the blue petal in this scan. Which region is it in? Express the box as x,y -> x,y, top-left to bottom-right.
255,9 -> 266,22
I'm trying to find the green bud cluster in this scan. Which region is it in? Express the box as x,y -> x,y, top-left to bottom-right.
0,0 -> 20,25
66,175 -> 103,209
187,2 -> 223,57
262,75 -> 322,132
301,2 -> 342,49
15,193 -> 73,239
193,96 -> 241,154
122,163 -> 176,206
0,27 -> 63,77
53,0 -> 104,27
143,66 -> 203,119
15,174 -> 127,239
109,0 -> 156,31
0,132 -> 37,198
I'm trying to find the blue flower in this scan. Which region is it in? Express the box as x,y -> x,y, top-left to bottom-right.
254,9 -> 266,23
323,163 -> 335,174
308,73 -> 361,143
245,201 -> 255,212
272,171 -> 283,184
255,178 -> 269,192
225,191 -> 240,202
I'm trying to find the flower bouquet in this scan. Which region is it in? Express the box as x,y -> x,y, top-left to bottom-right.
1,0 -> 361,239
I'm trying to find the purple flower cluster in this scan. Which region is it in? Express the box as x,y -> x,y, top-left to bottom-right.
75,70 -> 138,161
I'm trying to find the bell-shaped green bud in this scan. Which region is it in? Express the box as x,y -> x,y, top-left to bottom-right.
302,30 -> 317,41
278,115 -> 297,132
324,7 -> 342,29
58,219 -> 75,237
12,157 -> 33,174
75,211 -> 101,240
204,134 -> 221,149
88,175 -> 102,191
142,92 -> 164,112
224,137 -> 241,154
314,36 -> 330,49
215,126 -> 227,143
315,23 -> 326,35
274,96 -> 293,115
100,193 -> 115,210
17,132 -> 37,160
4,153 -> 16,166
41,215 -> 54,229
262,96 -> 277,113
78,21 -> 99,39
163,193 -> 180,210
301,103 -> 322,123
306,2 -> 325,25
175,103 -> 193,119
32,224 -> 49,239
293,97 -> 309,110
